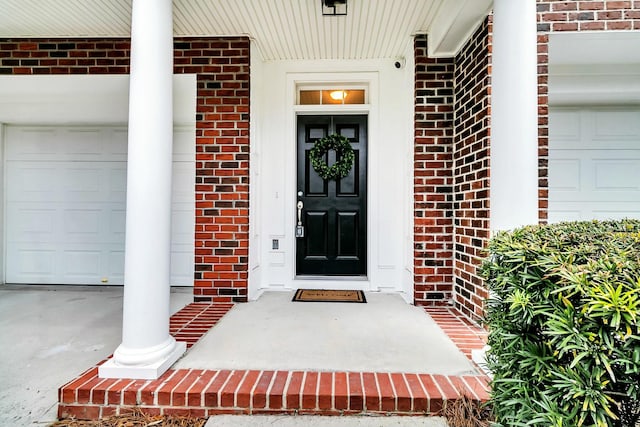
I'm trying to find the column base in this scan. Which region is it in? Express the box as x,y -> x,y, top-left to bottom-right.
98,341 -> 186,380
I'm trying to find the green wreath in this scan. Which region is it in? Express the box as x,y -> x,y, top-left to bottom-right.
309,134 -> 355,180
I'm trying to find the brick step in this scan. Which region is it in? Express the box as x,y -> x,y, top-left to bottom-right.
58,366 -> 489,419
58,303 -> 490,421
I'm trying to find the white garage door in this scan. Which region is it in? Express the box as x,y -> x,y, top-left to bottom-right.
549,107 -> 640,224
5,125 -> 194,286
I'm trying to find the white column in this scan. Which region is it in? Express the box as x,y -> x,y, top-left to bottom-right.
99,0 -> 185,379
490,0 -> 539,231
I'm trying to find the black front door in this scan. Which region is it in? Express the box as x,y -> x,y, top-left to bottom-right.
296,115 -> 367,276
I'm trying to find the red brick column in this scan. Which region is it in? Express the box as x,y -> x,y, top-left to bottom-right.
186,40 -> 250,303
452,20 -> 491,320
414,24 -> 492,320
413,35 -> 455,306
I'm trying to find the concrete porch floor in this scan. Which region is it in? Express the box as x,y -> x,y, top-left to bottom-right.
176,291 -> 476,375
0,285 -> 488,425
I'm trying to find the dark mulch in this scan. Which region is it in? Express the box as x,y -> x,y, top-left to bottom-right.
443,395 -> 494,427
49,409 -> 206,427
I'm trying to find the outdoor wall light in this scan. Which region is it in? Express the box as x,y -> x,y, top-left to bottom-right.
322,0 -> 347,16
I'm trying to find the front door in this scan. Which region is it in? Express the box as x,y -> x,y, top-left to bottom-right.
296,115 -> 367,276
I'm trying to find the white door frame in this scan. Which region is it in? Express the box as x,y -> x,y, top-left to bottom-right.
249,59 -> 414,300
292,109 -> 372,286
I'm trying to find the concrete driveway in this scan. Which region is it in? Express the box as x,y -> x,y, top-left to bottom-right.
0,285 -> 192,426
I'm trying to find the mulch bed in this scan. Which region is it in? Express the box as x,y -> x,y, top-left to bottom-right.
50,409 -> 206,427
443,395 -> 494,427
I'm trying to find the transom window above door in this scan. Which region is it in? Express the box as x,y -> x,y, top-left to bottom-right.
297,85 -> 367,105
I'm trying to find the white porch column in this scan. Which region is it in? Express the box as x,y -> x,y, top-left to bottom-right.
490,0 -> 539,231
99,0 -> 185,379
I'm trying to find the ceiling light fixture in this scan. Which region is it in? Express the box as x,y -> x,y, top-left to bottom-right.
329,90 -> 347,101
322,0 -> 347,16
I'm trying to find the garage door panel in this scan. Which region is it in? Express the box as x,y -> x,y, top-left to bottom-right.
8,162 -> 127,203
592,110 -> 640,141
170,248 -> 194,286
6,164 -> 57,201
109,210 -> 127,241
63,250 -> 102,278
550,150 -> 640,201
552,193 -> 640,203
171,207 -> 194,245
7,208 -> 57,239
173,127 -> 196,161
548,209 -> 582,224
109,129 -> 129,155
63,129 -> 103,157
593,208 -> 640,220
7,248 -> 57,282
108,250 -> 125,282
594,160 -> 640,191
551,110 -> 582,143
5,128 -> 59,159
62,164 -> 125,203
548,158 -> 581,191
108,167 -> 128,201
63,209 -> 101,241
5,125 -> 195,286
6,127 -> 129,162
550,107 -> 640,222
172,163 -> 195,203
549,203 -> 640,223
62,167 -> 103,200
551,109 -> 640,150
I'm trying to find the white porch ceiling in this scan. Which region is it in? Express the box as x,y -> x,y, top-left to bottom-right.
0,0 -> 492,59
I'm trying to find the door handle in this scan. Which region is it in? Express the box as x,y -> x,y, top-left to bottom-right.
296,200 -> 304,238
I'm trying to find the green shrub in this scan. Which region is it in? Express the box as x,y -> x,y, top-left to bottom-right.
481,220 -> 640,427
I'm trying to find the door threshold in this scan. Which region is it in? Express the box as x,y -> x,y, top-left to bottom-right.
294,275 -> 368,281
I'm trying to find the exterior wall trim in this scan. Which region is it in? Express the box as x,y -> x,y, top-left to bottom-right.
249,58 -> 414,300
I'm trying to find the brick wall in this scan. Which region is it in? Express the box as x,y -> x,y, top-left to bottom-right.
413,35 -> 455,306
452,20 -> 492,320
445,0 -> 640,319
536,0 -> 640,224
188,40 -> 250,303
537,0 -> 640,32
414,23 -> 491,318
0,37 -> 251,303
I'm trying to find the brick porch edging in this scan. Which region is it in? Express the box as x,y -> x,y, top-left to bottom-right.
58,303 -> 490,420
424,307 -> 488,359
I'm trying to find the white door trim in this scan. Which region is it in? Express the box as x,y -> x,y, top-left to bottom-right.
287,72 -> 378,292
292,111 -> 371,288
248,55 -> 415,302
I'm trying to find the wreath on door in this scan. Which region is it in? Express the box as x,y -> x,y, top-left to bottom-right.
309,134 -> 355,180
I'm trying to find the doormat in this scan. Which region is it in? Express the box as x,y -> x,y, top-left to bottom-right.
292,289 -> 367,303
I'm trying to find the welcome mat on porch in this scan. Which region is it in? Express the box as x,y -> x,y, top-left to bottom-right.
292,289 -> 367,303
